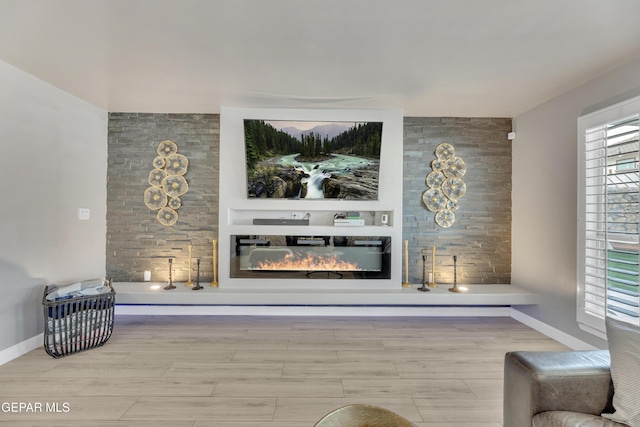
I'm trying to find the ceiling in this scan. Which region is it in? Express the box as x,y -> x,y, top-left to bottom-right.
2,0 -> 640,117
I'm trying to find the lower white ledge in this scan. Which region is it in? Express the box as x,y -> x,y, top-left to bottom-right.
113,282 -> 538,307
115,305 -> 513,316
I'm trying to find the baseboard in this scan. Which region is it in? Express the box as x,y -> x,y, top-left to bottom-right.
115,304 -> 512,317
0,333 -> 43,366
509,308 -> 598,350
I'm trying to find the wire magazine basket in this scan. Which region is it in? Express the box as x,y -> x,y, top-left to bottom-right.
42,279 -> 116,358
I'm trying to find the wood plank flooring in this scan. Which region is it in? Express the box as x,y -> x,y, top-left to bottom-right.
0,315 -> 569,426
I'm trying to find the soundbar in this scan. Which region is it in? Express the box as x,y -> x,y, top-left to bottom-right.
252,218 -> 310,226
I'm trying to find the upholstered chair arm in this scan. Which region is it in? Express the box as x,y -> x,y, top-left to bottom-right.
503,350 -> 613,427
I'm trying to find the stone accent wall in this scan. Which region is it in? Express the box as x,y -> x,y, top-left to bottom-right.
107,113 -> 219,282
105,114 -> 510,285
403,117 -> 512,284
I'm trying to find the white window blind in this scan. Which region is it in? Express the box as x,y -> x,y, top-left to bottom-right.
578,97 -> 640,336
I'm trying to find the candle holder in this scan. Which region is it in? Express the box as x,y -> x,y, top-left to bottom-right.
184,245 -> 194,287
428,246 -> 438,288
417,254 -> 430,292
210,239 -> 219,287
448,255 -> 465,293
402,240 -> 412,287
164,258 -> 176,290
192,258 -> 203,290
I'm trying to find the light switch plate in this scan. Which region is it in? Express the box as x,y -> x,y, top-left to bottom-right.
78,208 -> 90,220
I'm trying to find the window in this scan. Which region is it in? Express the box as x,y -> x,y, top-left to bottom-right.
578,96 -> 640,337
616,158 -> 637,172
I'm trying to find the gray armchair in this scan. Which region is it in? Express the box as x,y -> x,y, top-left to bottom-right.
503,350 -> 629,427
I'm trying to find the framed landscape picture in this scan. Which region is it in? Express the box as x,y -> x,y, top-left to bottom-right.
244,119 -> 382,200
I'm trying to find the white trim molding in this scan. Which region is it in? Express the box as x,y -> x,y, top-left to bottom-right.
0,333 -> 43,366
510,308 -> 599,350
115,305 -> 512,317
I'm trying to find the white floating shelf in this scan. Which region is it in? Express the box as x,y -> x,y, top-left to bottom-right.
113,282 -> 538,307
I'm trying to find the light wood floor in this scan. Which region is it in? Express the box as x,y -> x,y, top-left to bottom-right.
0,315 -> 569,426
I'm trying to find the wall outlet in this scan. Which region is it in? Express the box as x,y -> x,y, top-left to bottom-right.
291,212 -> 305,220
78,208 -> 91,220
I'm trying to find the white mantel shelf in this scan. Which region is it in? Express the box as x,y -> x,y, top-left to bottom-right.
113,282 -> 538,307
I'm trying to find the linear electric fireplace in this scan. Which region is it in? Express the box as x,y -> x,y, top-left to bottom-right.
230,235 -> 391,280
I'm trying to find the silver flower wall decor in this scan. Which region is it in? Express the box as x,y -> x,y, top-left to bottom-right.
422,143 -> 467,228
144,140 -> 189,226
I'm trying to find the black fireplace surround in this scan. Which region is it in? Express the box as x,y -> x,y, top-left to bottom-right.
230,235 -> 391,279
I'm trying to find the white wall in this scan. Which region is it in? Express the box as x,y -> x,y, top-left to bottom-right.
512,58 -> 640,349
0,60 -> 107,352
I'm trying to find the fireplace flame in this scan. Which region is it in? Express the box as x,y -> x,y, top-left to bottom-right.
256,252 -> 361,271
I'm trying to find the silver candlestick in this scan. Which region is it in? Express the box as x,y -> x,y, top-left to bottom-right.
192,258 -> 203,290
418,254 -> 430,292
164,258 -> 176,290
449,255 -> 463,293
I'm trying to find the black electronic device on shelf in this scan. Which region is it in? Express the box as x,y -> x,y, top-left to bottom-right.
252,218 -> 309,226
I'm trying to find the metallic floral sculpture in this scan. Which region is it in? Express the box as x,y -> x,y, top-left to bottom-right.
422,142 -> 467,228
144,140 -> 189,226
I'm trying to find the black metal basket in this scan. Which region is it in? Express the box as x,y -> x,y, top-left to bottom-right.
42,280 -> 115,358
